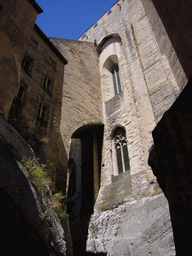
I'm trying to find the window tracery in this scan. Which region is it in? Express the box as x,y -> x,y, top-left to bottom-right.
113,127 -> 130,174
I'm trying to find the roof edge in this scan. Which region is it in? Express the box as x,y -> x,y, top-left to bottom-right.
28,0 -> 43,14
34,24 -> 68,65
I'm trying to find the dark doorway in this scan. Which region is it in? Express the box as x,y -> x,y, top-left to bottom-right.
81,128 -> 94,215
67,124 -> 104,256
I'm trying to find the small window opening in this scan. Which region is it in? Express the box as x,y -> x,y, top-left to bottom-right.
11,84 -> 26,113
36,102 -> 48,127
111,64 -> 121,95
42,76 -> 53,96
21,55 -> 33,75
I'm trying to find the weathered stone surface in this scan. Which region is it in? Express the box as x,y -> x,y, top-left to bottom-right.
140,0 -> 188,90
0,114 -> 34,161
76,1 -> 179,254
93,170 -> 161,214
0,0 -> 40,119
0,116 -> 71,256
50,38 -> 103,157
142,0 -> 192,84
87,194 -> 175,256
149,78 -> 192,255
2,0 -> 192,255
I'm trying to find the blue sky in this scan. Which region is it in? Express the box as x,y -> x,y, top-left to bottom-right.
36,0 -> 118,40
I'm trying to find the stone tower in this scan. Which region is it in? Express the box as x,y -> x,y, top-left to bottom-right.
1,0 -> 191,255
50,0 -> 187,255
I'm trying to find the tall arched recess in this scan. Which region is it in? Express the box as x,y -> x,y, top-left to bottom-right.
66,124 -> 104,256
97,34 -> 123,103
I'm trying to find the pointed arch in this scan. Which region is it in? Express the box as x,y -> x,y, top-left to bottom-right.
103,54 -> 122,96
112,126 -> 130,175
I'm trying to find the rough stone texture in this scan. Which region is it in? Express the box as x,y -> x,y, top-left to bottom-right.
6,24 -> 68,191
2,0 -> 191,255
87,194 -> 175,256
149,78 -> 192,255
78,0 -> 181,192
76,1 -> 179,254
93,170 -> 161,214
146,0 -> 192,84
50,38 -> 103,156
129,0 -> 180,122
0,0 -> 39,119
0,114 -> 34,161
0,115 -> 72,256
140,0 -> 188,91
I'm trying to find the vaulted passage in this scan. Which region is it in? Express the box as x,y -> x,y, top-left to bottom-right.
0,188 -> 50,256
67,124 -> 104,256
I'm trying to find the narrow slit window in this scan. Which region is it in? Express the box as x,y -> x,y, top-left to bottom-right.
111,64 -> 121,95
21,55 -> 33,75
12,84 -> 26,113
42,76 -> 53,96
36,102 -> 48,127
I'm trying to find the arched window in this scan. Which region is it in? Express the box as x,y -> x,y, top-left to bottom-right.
113,127 -> 130,174
102,54 -> 122,100
111,64 -> 121,95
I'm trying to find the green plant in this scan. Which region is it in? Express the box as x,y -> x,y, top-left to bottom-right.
50,192 -> 68,218
55,209 -> 68,218
22,158 -> 52,193
51,192 -> 66,208
40,137 -> 49,144
22,159 -> 67,219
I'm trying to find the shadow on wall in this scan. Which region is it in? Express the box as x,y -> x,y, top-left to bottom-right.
148,77 -> 192,255
67,124 -> 104,256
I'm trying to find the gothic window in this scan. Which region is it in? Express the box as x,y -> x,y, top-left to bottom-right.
113,127 -> 130,174
111,64 -> 121,95
36,102 -> 48,127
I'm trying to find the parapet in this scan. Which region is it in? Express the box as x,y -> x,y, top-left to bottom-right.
78,0 -> 125,41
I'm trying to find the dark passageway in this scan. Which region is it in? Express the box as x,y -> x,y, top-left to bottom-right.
67,124 -> 104,256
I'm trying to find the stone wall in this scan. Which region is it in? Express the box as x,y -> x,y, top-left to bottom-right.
140,0 -> 188,91
149,0 -> 192,84
50,38 -> 103,156
79,0 -> 155,188
0,114 -> 71,256
78,0 -> 181,193
87,194 -> 174,256
76,1 -> 177,254
7,25 -> 68,191
149,78 -> 192,255
0,0 -> 42,119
